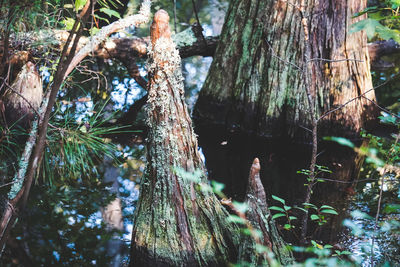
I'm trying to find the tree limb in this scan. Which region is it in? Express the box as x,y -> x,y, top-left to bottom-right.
0,0 -> 152,254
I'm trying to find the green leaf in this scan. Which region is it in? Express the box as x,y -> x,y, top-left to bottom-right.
316,165 -> 332,173
283,224 -> 292,230
320,205 -> 335,210
94,14 -> 110,24
63,18 -> 76,31
269,206 -> 285,212
365,156 -> 385,167
303,203 -> 317,209
75,0 -> 87,12
379,114 -> 398,125
272,213 -> 286,220
391,0 -> 400,8
295,206 -> 307,213
383,204 -> 400,214
272,195 -> 285,205
323,136 -> 355,148
100,7 -> 121,19
352,6 -> 379,18
227,215 -> 246,224
349,18 -> 382,39
320,209 -> 338,215
343,219 -> 364,236
79,125 -> 87,133
241,228 -> 252,236
90,27 -> 100,35
255,244 -> 268,253
369,11 -> 385,21
242,228 -> 263,238
351,210 -> 373,220
283,205 -> 292,211
233,201 -> 248,214
375,25 -> 400,43
289,216 -> 297,221
310,214 -> 320,221
211,181 -> 225,194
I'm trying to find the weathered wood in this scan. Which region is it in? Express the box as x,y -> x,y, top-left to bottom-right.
239,158 -> 293,265
130,9 -> 293,266
129,10 -> 238,266
194,0 -> 378,141
1,61 -> 42,130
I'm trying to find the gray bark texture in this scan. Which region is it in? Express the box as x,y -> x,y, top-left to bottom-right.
194,0 -> 377,141
129,9 -> 293,267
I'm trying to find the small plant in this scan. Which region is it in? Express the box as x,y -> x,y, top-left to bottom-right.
291,242 -> 354,266
270,196 -> 338,230
350,0 -> 400,42
270,195 -> 297,231
302,203 -> 338,226
297,164 -> 332,189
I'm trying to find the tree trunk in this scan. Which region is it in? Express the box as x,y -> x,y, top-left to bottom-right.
130,10 -> 293,266
129,10 -> 237,266
194,0 -> 377,141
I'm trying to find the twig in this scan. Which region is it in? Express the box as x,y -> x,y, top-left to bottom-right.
317,72 -> 399,121
264,39 -> 302,71
0,180 -> 18,188
173,0 -> 177,32
65,0 -> 151,78
361,95 -> 400,120
370,133 -> 399,266
191,0 -> 207,47
307,57 -> 364,63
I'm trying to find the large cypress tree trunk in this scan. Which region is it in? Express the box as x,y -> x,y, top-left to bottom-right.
130,10 -> 293,266
194,0 -> 377,141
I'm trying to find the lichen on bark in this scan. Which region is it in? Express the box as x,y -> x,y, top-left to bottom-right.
130,10 -> 237,266
194,0 -> 377,141
130,9 -> 294,267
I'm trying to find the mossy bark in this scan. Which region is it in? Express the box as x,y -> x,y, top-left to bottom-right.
194,0 -> 377,141
130,10 -> 293,267
130,10 -> 237,266
239,158 -> 293,265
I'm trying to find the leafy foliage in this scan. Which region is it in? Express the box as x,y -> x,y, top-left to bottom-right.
350,0 -> 400,42
43,100 -> 127,184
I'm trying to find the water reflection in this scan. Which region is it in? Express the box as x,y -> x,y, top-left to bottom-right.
195,128 -> 399,265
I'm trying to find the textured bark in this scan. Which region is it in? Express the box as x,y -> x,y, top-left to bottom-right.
130,10 -> 293,267
239,158 -> 293,265
1,61 -> 42,130
1,28 -> 217,65
194,0 -> 377,141
129,10 -> 237,266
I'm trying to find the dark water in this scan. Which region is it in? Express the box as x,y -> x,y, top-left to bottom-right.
195,127 -> 400,266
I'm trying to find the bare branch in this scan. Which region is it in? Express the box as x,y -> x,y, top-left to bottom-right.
65,0 -> 151,77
